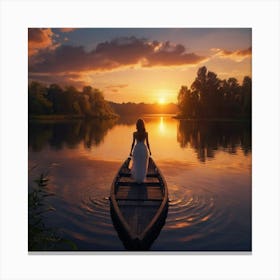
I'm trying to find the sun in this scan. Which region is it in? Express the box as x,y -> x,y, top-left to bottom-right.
158,97 -> 166,105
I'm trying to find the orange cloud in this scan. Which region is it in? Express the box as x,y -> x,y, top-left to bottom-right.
29,37 -> 207,74
59,28 -> 76,33
212,47 -> 252,62
28,28 -> 58,56
105,84 -> 129,93
28,72 -> 85,88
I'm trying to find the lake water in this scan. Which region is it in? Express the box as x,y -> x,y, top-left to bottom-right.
28,115 -> 251,251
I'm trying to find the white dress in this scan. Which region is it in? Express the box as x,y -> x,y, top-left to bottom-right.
131,139 -> 149,183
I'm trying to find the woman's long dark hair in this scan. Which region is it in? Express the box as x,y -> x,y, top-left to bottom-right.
136,119 -> 146,141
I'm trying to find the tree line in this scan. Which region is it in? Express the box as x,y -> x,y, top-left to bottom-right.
177,66 -> 251,119
109,102 -> 178,115
28,81 -> 117,119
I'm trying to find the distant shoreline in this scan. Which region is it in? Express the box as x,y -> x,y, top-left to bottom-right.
173,115 -> 251,122
28,114 -> 118,121
28,114 -> 251,123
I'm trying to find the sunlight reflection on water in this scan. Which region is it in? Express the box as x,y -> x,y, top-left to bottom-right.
28,115 -> 251,251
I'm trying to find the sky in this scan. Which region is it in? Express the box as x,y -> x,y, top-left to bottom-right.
28,28 -> 252,104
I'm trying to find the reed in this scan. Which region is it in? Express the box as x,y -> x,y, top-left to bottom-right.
28,172 -> 77,251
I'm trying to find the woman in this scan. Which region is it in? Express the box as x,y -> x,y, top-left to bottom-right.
129,119 -> 152,183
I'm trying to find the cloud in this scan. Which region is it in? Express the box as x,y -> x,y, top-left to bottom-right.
28,28 -> 58,56
105,84 -> 129,93
59,28 -> 76,33
28,72 -> 85,89
212,47 -> 252,62
143,41 -> 205,67
29,36 -> 207,74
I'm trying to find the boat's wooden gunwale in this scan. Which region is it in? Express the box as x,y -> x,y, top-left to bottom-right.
110,158 -> 134,240
138,157 -> 168,241
110,157 -> 168,243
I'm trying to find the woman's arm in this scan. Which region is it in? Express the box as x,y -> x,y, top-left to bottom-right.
146,132 -> 152,156
129,133 -> 136,156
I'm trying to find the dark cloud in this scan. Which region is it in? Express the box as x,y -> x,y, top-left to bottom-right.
28,72 -> 85,89
29,45 -> 91,73
143,41 -> 204,67
29,36 -> 207,74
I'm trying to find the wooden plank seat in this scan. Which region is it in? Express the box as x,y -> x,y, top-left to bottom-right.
116,185 -> 163,201
116,182 -> 162,187
119,172 -> 159,178
117,200 -> 162,206
118,176 -> 160,184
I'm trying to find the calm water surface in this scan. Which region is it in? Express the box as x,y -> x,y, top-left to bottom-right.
28,115 -> 251,251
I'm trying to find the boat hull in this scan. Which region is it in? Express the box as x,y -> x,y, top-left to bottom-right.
110,157 -> 168,250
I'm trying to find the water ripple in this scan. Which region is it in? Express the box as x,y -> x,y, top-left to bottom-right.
160,186 -> 233,248
59,197 -> 124,250
51,188 -> 235,250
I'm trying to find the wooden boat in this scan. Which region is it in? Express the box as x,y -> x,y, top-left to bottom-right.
110,157 -> 168,250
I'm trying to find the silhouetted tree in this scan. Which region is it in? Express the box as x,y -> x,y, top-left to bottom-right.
47,84 -> 64,114
29,81 -> 52,114
82,86 -> 115,118
178,86 -> 199,118
63,86 -> 80,114
28,82 -> 117,119
191,67 -> 222,117
240,76 -> 252,118
178,66 -> 251,119
221,77 -> 242,117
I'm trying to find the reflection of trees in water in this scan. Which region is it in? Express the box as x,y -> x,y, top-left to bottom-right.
116,115 -> 154,126
81,119 -> 116,149
29,119 -> 117,151
177,120 -> 251,162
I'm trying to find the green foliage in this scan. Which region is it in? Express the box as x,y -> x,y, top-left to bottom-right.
28,82 -> 117,119
28,173 -> 77,251
178,66 -> 252,119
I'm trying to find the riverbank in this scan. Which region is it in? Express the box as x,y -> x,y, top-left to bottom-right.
29,113 -> 119,121
173,115 -> 251,122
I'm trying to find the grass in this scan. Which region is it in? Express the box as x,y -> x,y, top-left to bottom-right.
28,172 -> 77,251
